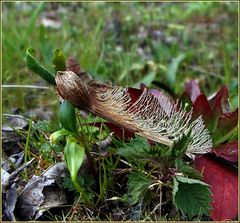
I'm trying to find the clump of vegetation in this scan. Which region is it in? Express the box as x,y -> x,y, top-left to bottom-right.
20,47 -> 237,221
2,2 -> 238,221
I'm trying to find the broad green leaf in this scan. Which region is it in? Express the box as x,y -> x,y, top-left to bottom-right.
64,137 -> 92,206
173,176 -> 212,219
175,159 -> 202,180
127,172 -> 152,205
59,101 -> 77,133
25,48 -> 56,85
118,136 -> 172,162
166,53 -> 186,89
52,49 -> 66,72
117,136 -> 150,160
64,137 -> 85,180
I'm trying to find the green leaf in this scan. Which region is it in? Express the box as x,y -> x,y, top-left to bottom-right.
50,128 -> 72,144
175,159 -> 202,180
117,136 -> 150,160
64,137 -> 92,206
170,130 -> 192,158
173,176 -> 212,219
52,49 -> 66,73
25,48 -> 56,85
117,136 -> 172,164
127,172 -> 152,205
148,143 -> 172,159
59,100 -> 77,133
166,53 -> 186,89
64,136 -> 85,180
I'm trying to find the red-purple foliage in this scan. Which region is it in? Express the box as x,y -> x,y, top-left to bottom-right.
185,80 -> 238,221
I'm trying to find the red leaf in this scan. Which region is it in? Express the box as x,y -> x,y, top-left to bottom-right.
140,83 -> 146,90
184,80 -> 201,102
212,141 -> 238,162
93,122 -> 134,140
127,87 -> 143,104
92,122 -> 156,145
149,88 -> 173,101
195,155 -> 238,220
149,89 -> 175,115
217,109 -> 238,129
209,86 -> 230,114
193,94 -> 214,129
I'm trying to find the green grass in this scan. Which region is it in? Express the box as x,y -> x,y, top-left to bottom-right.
2,2 -> 238,115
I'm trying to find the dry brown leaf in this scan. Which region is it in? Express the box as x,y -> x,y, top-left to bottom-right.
55,71 -> 212,154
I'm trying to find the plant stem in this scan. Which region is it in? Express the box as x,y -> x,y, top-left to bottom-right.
75,134 -> 99,193
72,175 -> 92,206
84,146 -> 100,192
159,184 -> 162,219
23,120 -> 32,179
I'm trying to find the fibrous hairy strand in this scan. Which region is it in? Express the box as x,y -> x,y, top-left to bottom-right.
56,71 -> 212,154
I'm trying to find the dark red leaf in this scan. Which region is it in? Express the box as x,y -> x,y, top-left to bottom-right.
192,94 -> 214,130
93,122 -> 134,140
104,122 -> 135,139
92,122 -> 155,144
148,88 -> 168,99
212,109 -> 238,143
152,80 -> 177,98
209,86 -> 230,114
212,141 -> 238,162
218,109 -> 238,129
127,87 -> 143,104
149,89 -> 175,114
195,155 -> 238,221
140,83 -> 146,90
66,56 -> 81,74
184,80 -> 201,103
